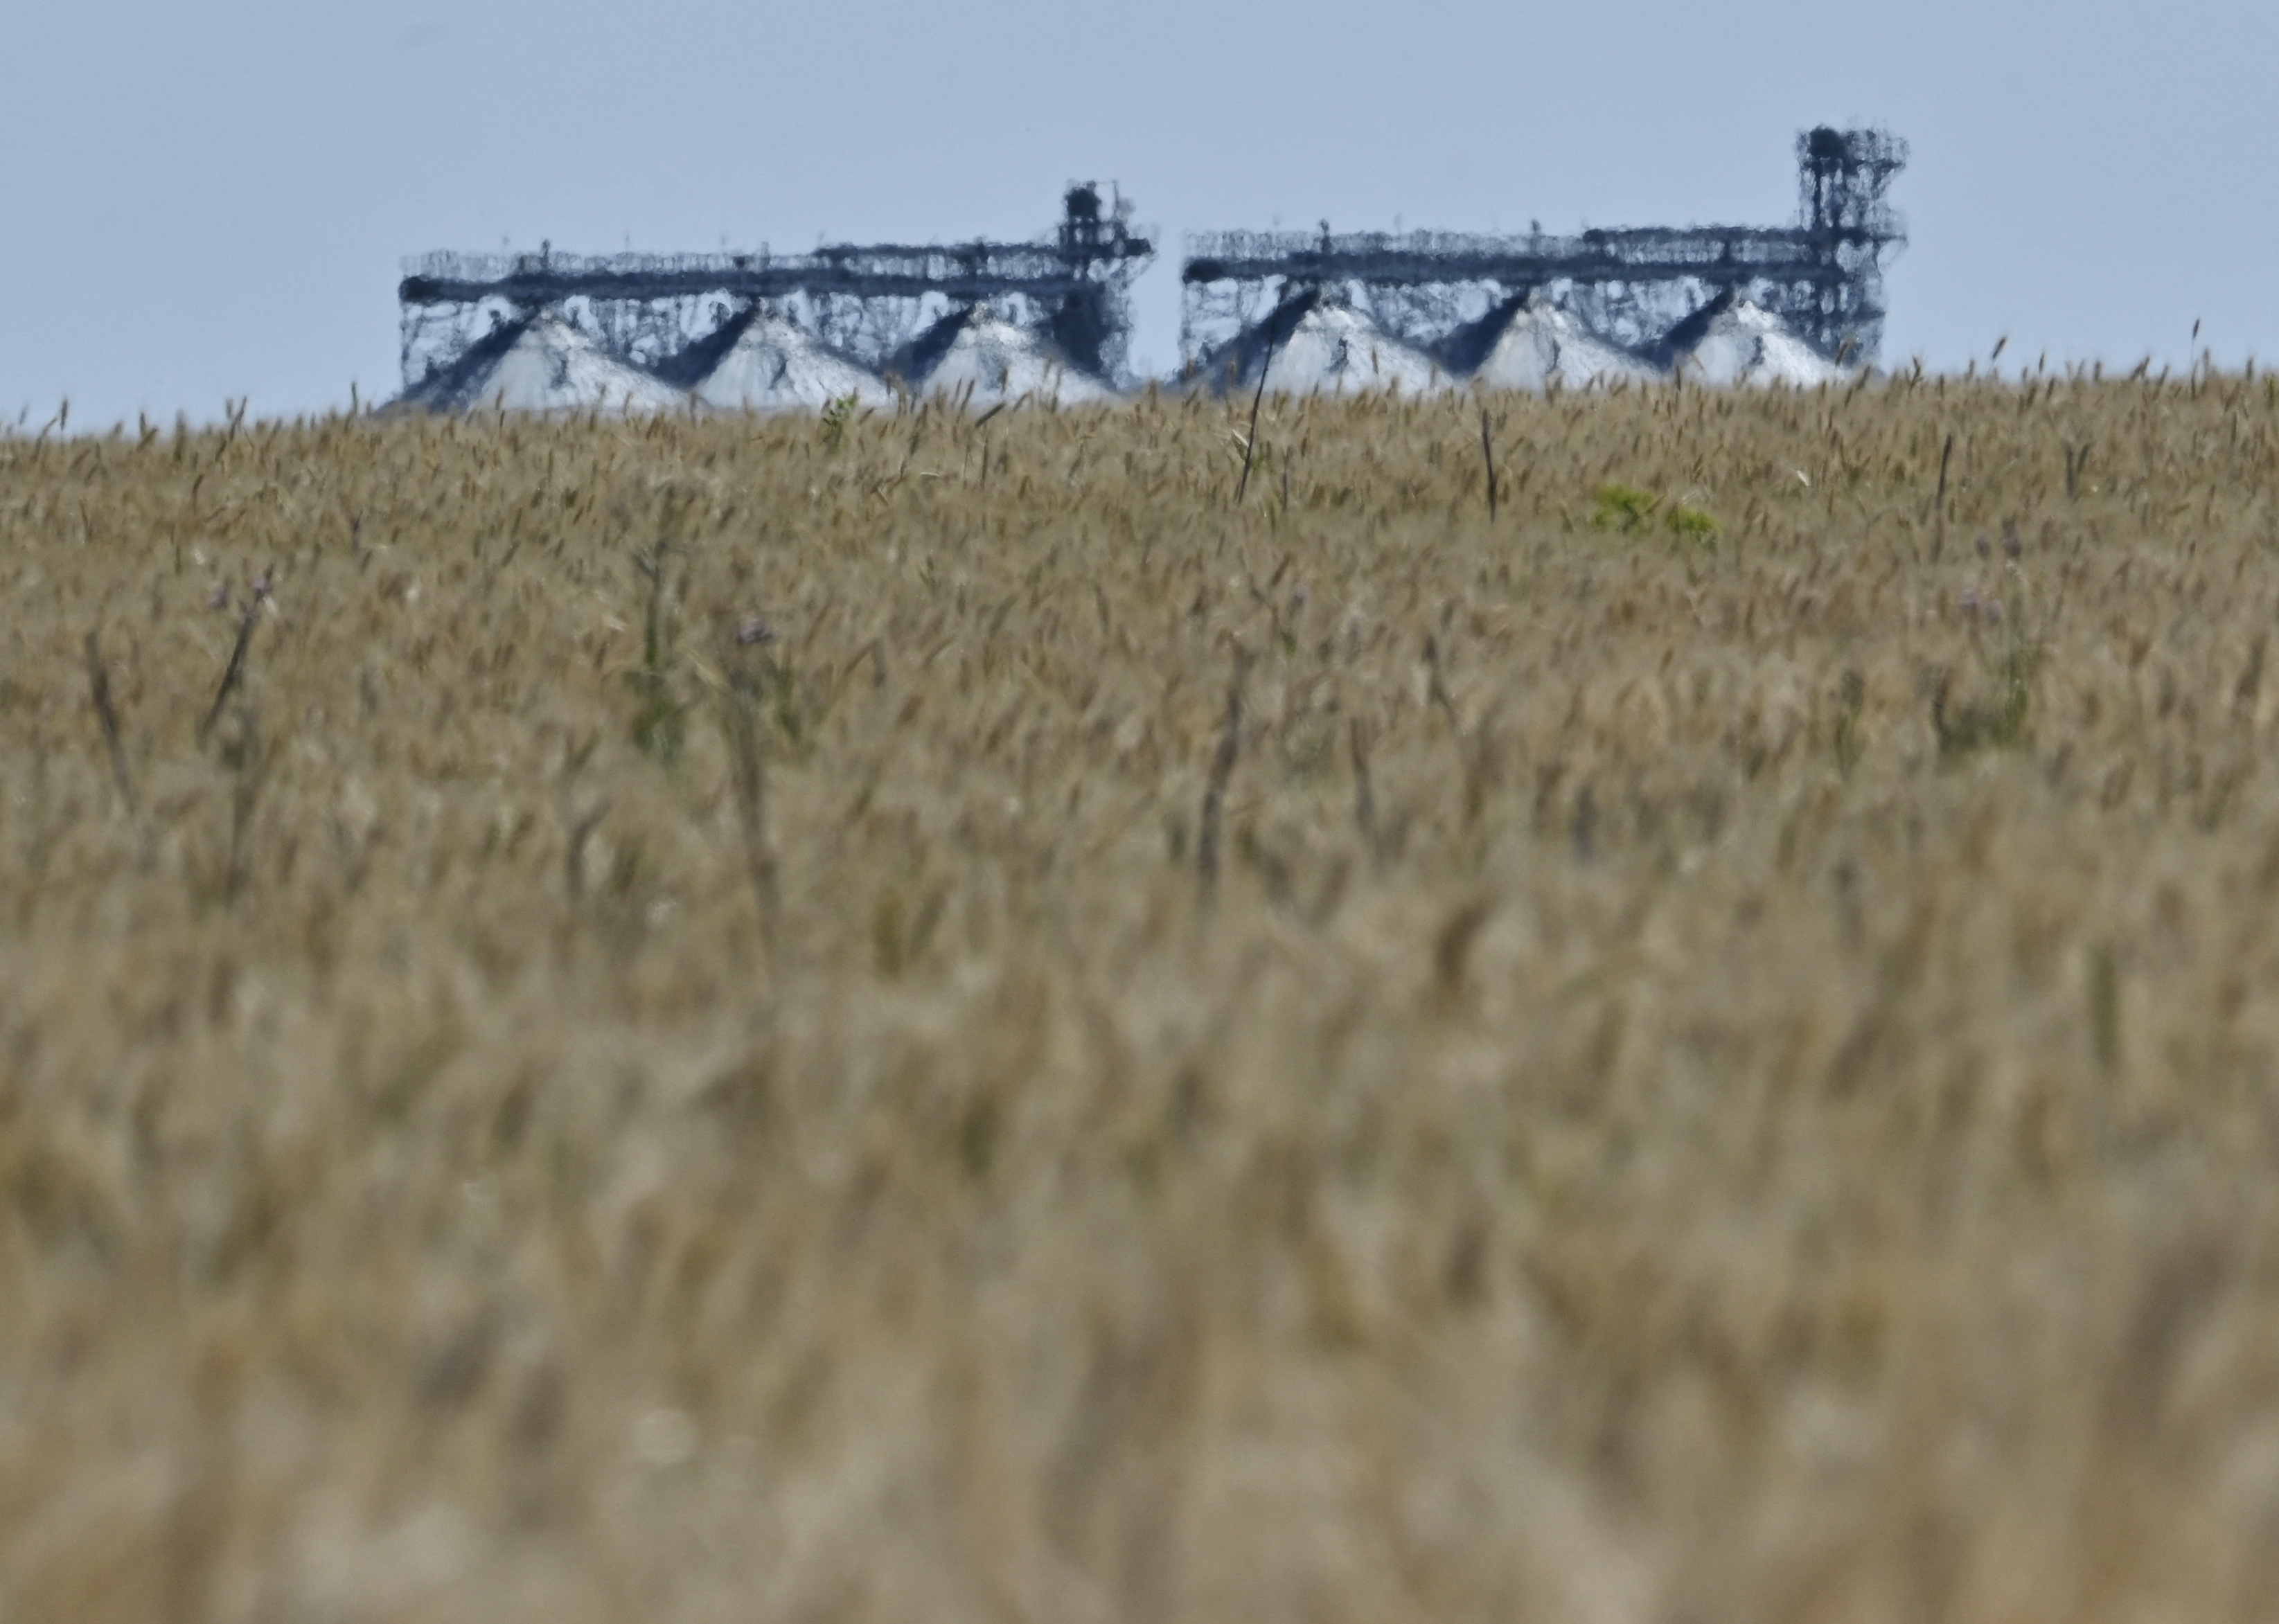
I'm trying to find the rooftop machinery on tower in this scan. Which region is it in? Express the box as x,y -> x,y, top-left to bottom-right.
1179,127 -> 1906,371
397,185 -> 1155,393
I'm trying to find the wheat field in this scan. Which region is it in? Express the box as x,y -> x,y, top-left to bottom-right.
6,373 -> 2279,1622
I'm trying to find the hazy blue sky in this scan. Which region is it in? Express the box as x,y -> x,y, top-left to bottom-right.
6,0 -> 2276,424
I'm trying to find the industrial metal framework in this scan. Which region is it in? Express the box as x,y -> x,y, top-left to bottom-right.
1180,127 -> 1906,372
398,185 -> 1154,392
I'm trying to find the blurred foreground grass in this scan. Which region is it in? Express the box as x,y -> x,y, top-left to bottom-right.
6,377 -> 2279,1621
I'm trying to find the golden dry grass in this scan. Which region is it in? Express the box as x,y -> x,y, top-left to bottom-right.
7,374 -> 2279,1621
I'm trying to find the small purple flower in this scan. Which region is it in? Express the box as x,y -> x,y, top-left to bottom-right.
1984,598 -> 2005,625
735,616 -> 775,647
251,569 -> 274,600
209,585 -> 231,611
2002,526 -> 2022,560
1975,535 -> 1991,560
1960,587 -> 1981,615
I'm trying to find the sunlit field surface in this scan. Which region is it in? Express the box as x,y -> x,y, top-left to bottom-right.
8,375 -> 2279,1621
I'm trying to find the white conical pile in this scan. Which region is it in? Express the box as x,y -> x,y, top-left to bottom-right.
1204,296 -> 1447,397
692,309 -> 892,411
898,308 -> 1110,405
401,314 -> 686,414
1465,294 -> 1656,390
1667,296 -> 1844,387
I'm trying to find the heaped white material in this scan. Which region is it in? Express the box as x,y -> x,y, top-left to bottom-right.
692,310 -> 892,411
403,314 -> 686,414
1206,296 -> 1448,397
1668,296 -> 1844,387
898,308 -> 1110,405
1466,294 -> 1656,391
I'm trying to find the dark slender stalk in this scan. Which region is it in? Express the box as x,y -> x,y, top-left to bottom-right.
1234,316 -> 1280,505
1197,648 -> 1251,900
85,630 -> 153,868
1933,432 -> 1953,549
1424,634 -> 1462,740
1349,717 -> 1381,870
199,603 -> 260,747
1480,407 -> 1498,521
84,631 -> 139,818
222,701 -> 267,907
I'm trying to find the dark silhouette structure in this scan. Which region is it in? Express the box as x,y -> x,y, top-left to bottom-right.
1180,127 -> 1906,370
398,185 -> 1153,393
